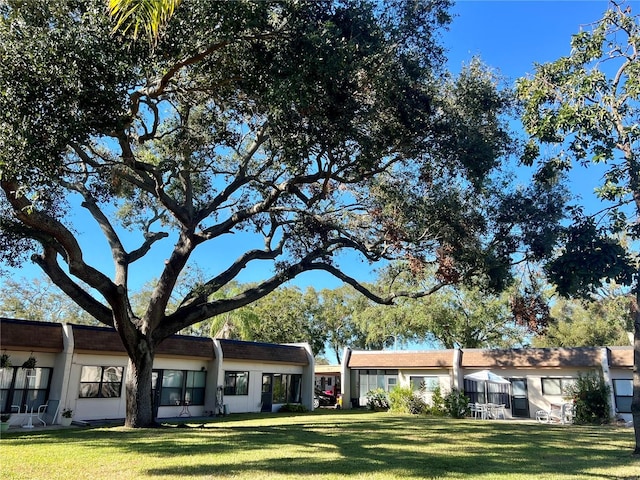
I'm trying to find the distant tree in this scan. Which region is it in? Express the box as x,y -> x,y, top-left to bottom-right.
533,294 -> 633,348
209,286 -> 326,355
517,0 -> 640,452
416,285 -> 531,349
317,285 -> 374,362
0,276 -> 97,325
0,0 -> 561,428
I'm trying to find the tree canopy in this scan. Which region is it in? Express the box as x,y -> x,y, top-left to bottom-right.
516,0 -> 640,453
533,294 -> 633,348
0,0 -> 562,427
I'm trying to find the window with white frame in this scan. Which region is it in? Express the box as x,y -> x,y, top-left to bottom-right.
79,366 -> 123,398
613,379 -> 632,414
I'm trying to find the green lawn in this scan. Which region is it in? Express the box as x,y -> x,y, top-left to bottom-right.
1,410 -> 638,479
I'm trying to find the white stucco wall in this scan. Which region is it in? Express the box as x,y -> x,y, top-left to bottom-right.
220,360 -> 307,414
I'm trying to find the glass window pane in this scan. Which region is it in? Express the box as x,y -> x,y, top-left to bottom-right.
81,366 -> 102,382
187,371 -> 205,388
162,370 -> 183,388
542,379 -> 562,395
614,379 -> 633,396
14,369 -> 28,388
511,380 -> 526,396
273,375 -> 284,402
161,388 -> 182,406
0,368 -> 13,388
12,391 -> 25,410
0,389 -> 9,411
262,375 -> 271,393
422,377 -> 439,392
289,375 -> 301,403
80,383 -> 100,398
237,372 -> 248,395
101,383 -> 122,398
24,389 -> 46,408
616,396 -> 632,413
103,367 -> 123,383
184,388 -> 205,405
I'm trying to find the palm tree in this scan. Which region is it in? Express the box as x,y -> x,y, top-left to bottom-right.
107,0 -> 182,43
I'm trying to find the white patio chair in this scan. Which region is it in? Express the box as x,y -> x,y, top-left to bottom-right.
475,403 -> 488,419
36,403 -> 49,427
536,409 -> 549,423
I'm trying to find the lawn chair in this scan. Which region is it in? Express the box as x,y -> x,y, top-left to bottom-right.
536,409 -> 549,423
37,400 -> 60,426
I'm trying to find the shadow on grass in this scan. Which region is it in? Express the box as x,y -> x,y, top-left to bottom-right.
3,410 -> 638,479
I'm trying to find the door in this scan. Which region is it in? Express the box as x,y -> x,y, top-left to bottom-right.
510,378 -> 529,418
152,370 -> 161,420
261,374 -> 272,412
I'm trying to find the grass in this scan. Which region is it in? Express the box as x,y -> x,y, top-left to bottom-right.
1,410 -> 638,479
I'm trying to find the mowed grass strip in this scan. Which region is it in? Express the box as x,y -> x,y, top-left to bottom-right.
1,410 -> 638,479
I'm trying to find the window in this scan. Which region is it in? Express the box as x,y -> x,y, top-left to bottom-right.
224,371 -> 249,396
410,376 -> 440,392
158,370 -> 206,406
356,369 -> 398,397
541,378 -> 576,396
272,374 -> 302,404
0,367 -> 52,413
613,379 -> 632,414
463,379 -> 510,407
79,366 -> 123,398
184,371 -> 206,405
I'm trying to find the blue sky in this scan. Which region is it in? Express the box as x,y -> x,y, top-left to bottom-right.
2,1 -> 636,296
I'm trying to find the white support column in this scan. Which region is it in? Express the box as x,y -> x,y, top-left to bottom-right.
452,348 -> 462,391
341,347 -> 352,409
600,347 -> 617,419
55,324 -> 75,424
211,339 -> 225,415
295,342 -> 315,412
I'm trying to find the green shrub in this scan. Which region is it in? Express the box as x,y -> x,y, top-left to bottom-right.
429,385 -> 446,416
443,388 -> 470,418
365,388 -> 390,410
278,403 -> 308,413
564,372 -> 611,424
388,386 -> 427,415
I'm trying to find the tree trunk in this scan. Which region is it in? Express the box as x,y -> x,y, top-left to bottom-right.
124,340 -> 156,428
633,304 -> 640,455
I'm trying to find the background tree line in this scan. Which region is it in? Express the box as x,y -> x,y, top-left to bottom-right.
1,270 -> 632,363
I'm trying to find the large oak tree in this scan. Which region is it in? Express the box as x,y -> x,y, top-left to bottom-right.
0,0 -> 561,427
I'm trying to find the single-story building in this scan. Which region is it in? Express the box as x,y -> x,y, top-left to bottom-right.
339,345 -> 634,423
314,364 -> 341,397
0,318 -> 314,426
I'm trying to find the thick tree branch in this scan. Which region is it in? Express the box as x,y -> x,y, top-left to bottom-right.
32,246 -> 113,326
